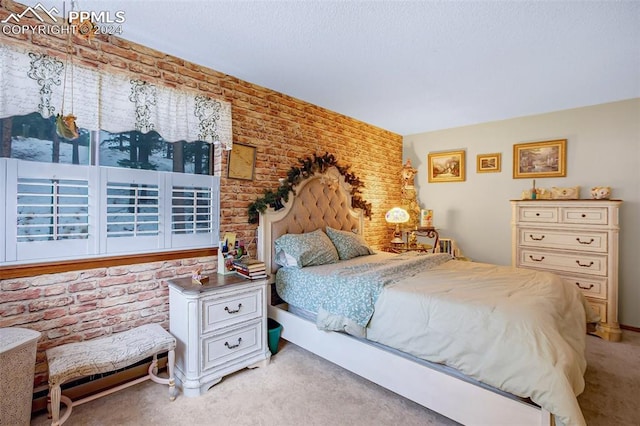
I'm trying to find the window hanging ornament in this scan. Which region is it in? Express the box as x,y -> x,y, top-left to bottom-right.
55,4 -> 79,140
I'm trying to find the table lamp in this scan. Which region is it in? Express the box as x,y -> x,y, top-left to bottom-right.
385,207 -> 410,244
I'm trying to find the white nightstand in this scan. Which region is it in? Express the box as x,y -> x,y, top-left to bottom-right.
168,274 -> 271,397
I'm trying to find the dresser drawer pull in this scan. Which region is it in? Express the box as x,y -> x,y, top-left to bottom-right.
224,337 -> 242,349
576,260 -> 594,268
576,282 -> 595,290
576,237 -> 594,245
529,234 -> 545,241
535,213 -> 540,217
224,303 -> 243,314
529,255 -> 545,262
581,214 -> 586,218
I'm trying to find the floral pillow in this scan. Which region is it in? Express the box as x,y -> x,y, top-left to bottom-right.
274,229 -> 339,268
325,226 -> 375,260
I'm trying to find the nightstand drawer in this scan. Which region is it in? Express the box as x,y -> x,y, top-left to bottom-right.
202,288 -> 263,333
202,320 -> 263,371
559,274 -> 607,299
518,207 -> 558,223
519,228 -> 608,253
519,249 -> 607,276
561,207 -> 608,225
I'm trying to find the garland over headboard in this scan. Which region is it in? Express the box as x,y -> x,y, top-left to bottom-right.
248,152 -> 373,224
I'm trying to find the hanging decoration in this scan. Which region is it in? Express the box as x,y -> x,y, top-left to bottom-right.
248,152 -> 373,224
55,4 -> 79,140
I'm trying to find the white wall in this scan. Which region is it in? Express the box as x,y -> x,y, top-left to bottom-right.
403,98 -> 640,328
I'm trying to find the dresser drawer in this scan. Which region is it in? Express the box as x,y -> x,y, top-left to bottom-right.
518,228 -> 608,253
518,207 -> 558,223
559,274 -> 607,299
561,207 -> 608,225
201,320 -> 264,371
587,299 -> 607,324
202,288 -> 263,333
519,249 -> 607,276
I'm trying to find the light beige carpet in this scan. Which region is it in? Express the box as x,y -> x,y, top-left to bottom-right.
31,331 -> 640,426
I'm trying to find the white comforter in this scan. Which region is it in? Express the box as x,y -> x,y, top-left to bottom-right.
366,260 -> 592,426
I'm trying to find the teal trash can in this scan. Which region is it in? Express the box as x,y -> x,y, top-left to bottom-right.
267,318 -> 282,355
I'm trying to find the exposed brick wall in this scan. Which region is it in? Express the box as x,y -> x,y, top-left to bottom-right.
0,257 -> 217,387
0,0 -> 402,388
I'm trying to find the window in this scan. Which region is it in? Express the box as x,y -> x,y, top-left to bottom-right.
0,116 -> 221,266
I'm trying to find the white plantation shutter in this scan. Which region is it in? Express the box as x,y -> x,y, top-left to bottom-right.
168,173 -> 219,248
100,167 -> 164,254
1,158 -> 220,265
4,159 -> 98,262
0,160 -> 6,262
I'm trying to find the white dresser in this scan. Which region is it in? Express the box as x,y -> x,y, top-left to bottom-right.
169,274 -> 271,396
511,199 -> 622,341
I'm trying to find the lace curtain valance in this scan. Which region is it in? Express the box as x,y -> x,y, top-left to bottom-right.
0,45 -> 232,148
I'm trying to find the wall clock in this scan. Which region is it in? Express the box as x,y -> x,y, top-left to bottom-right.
228,143 -> 256,180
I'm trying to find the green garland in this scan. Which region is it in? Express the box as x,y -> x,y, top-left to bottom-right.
248,152 -> 373,224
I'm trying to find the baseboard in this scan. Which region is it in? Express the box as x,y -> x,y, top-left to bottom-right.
31,355 -> 167,415
620,324 -> 640,333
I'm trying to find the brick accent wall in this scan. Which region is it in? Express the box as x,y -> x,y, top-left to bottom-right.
0,0 -> 402,389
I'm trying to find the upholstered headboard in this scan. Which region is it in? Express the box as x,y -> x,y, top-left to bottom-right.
257,167 -> 365,275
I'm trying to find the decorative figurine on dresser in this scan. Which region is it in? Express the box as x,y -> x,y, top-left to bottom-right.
511,198 -> 622,341
168,272 -> 271,396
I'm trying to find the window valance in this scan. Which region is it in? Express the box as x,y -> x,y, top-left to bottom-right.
0,44 -> 232,148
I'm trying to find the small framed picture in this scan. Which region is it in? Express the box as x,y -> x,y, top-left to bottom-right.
477,153 -> 501,173
228,143 -> 256,180
428,150 -> 465,183
513,139 -> 567,179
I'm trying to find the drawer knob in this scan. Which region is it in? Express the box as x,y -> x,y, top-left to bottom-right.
535,213 -> 540,216
576,260 -> 594,268
224,303 -> 243,314
529,234 -> 545,241
576,237 -> 594,245
581,214 -> 586,218
529,255 -> 545,262
224,337 -> 242,349
576,282 -> 595,290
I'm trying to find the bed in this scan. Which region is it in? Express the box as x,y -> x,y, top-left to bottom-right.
257,166 -> 592,426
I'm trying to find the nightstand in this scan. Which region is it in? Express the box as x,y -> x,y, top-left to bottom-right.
168,274 -> 271,397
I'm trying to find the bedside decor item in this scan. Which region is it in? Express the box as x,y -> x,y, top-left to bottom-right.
400,159 -> 420,227
420,209 -> 433,228
428,150 -> 465,183
591,186 -> 611,199
247,152 -> 372,223
385,207 -> 410,244
228,143 -> 256,180
551,186 -> 580,199
476,153 -> 501,173
513,139 -> 567,179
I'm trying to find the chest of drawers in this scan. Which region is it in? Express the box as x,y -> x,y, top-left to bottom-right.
169,274 -> 271,396
511,199 -> 622,341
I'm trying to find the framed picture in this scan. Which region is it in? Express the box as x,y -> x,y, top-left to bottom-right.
513,139 -> 567,179
428,150 -> 465,183
477,153 -> 501,173
228,143 -> 256,180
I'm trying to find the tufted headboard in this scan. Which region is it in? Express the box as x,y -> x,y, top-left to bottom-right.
257,167 -> 365,275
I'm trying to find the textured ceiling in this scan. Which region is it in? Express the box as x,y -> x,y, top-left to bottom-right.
37,0 -> 640,135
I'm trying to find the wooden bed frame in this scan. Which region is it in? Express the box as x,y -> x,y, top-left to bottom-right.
257,167 -> 553,426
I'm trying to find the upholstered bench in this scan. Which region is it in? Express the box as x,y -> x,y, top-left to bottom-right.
46,323 -> 176,426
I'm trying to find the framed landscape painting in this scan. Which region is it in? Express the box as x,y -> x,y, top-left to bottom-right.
513,139 -> 566,179
428,150 -> 465,183
477,153 -> 501,173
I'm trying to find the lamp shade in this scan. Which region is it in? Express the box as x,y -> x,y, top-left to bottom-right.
385,207 -> 410,224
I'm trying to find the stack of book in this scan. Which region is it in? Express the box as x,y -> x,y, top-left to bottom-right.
232,258 -> 267,280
